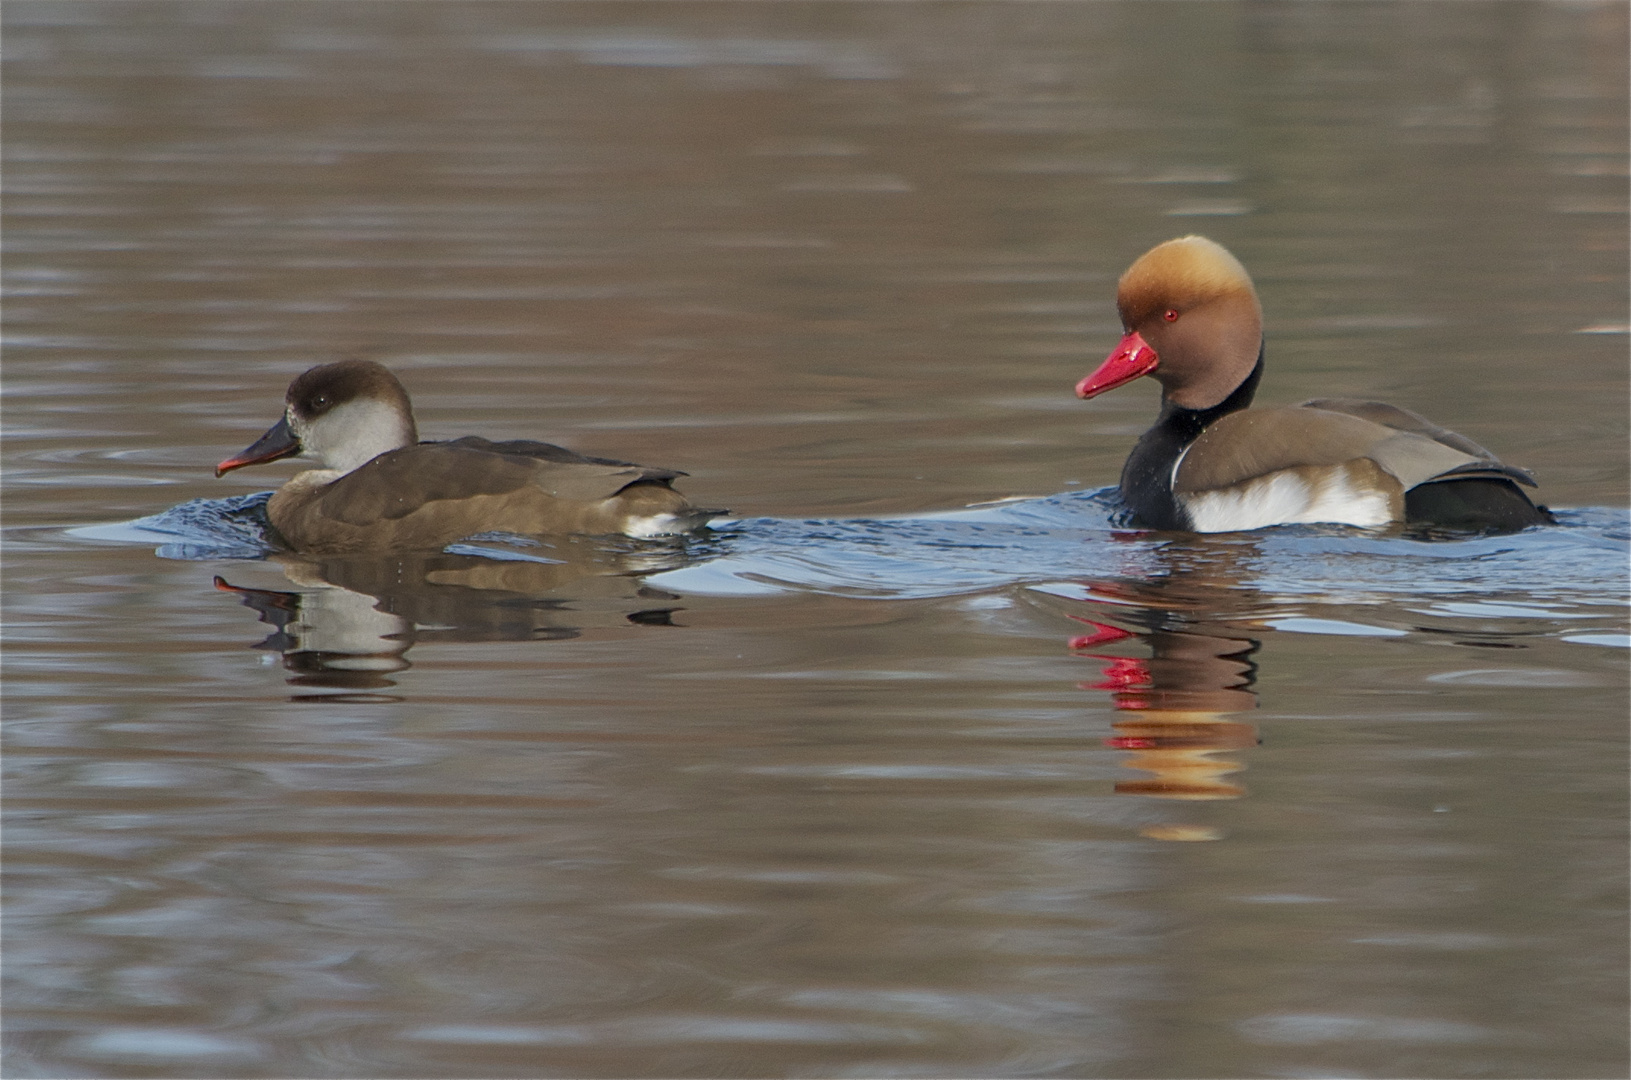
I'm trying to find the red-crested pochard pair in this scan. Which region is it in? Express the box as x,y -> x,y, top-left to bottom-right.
215,360 -> 724,554
1076,235 -> 1550,533
219,238 -> 1547,553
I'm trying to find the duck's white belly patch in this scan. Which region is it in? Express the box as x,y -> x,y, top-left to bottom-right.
623,513 -> 684,538
1178,463 -> 1396,533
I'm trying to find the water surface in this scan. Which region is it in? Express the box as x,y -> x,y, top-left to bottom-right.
5,3 -> 1628,1077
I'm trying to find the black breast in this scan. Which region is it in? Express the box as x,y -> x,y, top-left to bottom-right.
1117,351 -> 1264,530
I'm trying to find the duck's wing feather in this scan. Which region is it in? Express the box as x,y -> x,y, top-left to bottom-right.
1173,405 -> 1532,496
1296,398 -> 1498,459
317,441 -> 681,526
442,436 -> 686,479
1298,400 -> 1537,487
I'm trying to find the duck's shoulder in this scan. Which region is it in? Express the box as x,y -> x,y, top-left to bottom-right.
309,437 -> 680,525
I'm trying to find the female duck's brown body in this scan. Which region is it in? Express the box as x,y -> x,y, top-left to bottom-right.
1077,236 -> 1551,533
216,361 -> 723,553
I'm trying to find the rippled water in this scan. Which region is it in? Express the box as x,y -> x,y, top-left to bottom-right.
5,3 -> 1628,1078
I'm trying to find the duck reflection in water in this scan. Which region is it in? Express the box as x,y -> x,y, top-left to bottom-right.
213,538 -> 695,700
1060,548 -> 1266,841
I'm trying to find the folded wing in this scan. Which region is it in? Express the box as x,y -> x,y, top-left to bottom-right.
316,439 -> 685,526
1174,402 -> 1535,496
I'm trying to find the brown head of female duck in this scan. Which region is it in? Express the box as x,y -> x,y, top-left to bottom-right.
216,360 -> 724,553
1076,236 -> 1551,533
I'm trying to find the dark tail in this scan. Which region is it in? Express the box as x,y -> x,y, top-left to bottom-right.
1405,478 -> 1554,533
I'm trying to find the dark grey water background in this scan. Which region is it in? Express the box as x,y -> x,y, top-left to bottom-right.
4,3 -> 1627,1077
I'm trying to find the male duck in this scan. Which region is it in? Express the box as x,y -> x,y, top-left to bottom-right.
1076,236 -> 1550,533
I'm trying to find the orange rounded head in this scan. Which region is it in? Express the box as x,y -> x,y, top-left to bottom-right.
1077,236 -> 1264,411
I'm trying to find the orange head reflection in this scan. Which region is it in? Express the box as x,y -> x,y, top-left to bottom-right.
1070,615 -> 1260,809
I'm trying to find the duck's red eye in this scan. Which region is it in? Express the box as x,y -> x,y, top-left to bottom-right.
1163,309 -> 1179,322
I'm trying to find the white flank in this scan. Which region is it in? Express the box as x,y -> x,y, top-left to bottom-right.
1180,465 -> 1394,533
623,513 -> 684,539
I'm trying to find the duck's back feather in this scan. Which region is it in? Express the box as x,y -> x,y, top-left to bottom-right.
445,436 -> 685,479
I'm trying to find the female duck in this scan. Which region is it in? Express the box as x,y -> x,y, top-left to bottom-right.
217,360 -> 723,553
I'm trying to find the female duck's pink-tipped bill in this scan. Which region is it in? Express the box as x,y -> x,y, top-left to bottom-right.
216,415 -> 300,477
1077,330 -> 1158,399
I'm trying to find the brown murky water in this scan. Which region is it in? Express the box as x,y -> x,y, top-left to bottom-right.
4,3 -> 1628,1077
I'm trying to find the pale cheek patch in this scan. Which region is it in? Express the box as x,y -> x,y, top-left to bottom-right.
303,399 -> 413,475
1180,463 -> 1397,533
